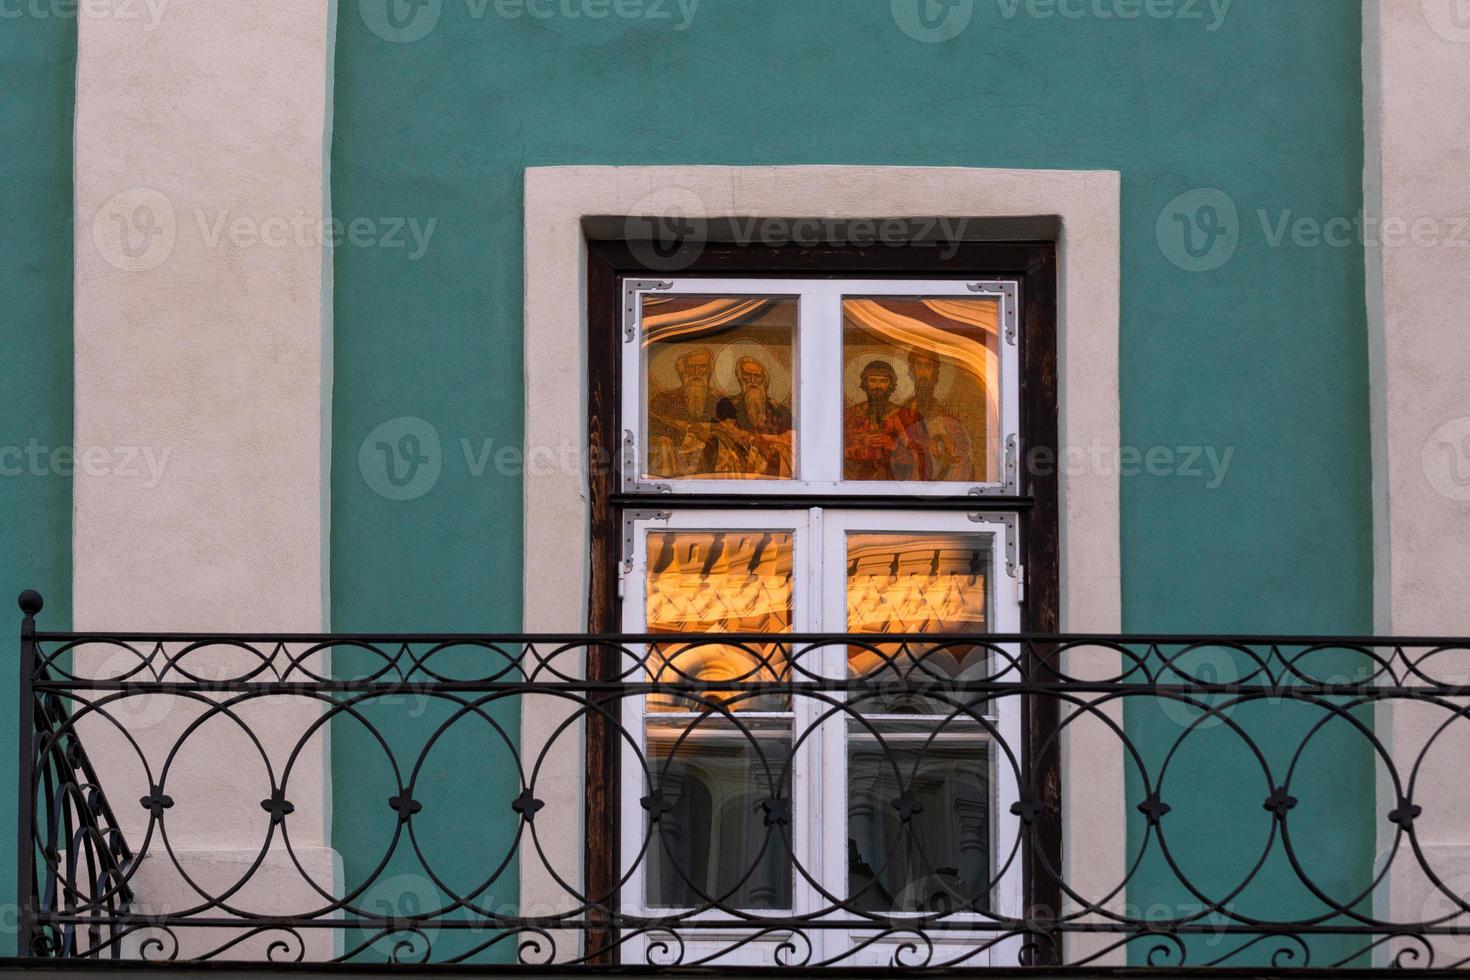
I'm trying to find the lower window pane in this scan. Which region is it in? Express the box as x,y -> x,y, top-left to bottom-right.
645,717 -> 793,910
847,727 -> 992,914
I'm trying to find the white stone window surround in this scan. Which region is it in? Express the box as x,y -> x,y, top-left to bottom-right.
521,165 -> 1123,964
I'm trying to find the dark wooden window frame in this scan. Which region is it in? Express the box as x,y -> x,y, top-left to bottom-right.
584,239 -> 1061,964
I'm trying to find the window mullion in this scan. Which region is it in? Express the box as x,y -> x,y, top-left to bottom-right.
797,292 -> 843,484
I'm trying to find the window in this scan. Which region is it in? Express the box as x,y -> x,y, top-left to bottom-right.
621,279 -> 1020,495
586,242 -> 1060,968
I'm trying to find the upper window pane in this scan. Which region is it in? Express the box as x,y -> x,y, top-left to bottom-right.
643,296 -> 797,481
842,297 -> 1001,484
845,531 -> 993,714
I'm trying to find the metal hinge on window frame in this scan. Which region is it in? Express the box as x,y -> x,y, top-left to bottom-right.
622,280 -> 674,343
968,511 -> 1024,603
619,509 -> 672,598
967,280 -> 1020,346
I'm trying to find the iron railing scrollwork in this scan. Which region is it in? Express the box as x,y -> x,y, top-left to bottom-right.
19,590 -> 136,958
16,588 -> 1470,968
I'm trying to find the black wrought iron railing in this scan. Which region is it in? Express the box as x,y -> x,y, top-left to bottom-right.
18,588 -> 1470,968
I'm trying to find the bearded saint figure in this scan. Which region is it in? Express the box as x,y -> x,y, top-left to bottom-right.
905,349 -> 975,482
709,355 -> 794,478
647,347 -> 722,476
844,359 -> 929,481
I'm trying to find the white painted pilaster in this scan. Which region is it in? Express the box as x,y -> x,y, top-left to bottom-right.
73,0 -> 339,959
1366,0 -> 1470,963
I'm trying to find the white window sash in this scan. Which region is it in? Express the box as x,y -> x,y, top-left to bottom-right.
619,508 -> 1023,967
621,278 -> 1021,497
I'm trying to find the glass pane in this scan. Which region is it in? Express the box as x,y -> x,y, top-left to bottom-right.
643,296 -> 797,480
646,716 -> 793,910
844,532 -> 993,715
644,530 -> 793,712
842,297 -> 1001,483
847,725 -> 991,914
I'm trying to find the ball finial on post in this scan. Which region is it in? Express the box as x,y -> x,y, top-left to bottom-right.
18,590 -> 43,618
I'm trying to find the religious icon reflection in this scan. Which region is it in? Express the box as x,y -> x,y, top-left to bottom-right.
844,359 -> 928,481
642,295 -> 797,481
842,296 -> 999,483
709,355 -> 794,478
905,349 -> 976,483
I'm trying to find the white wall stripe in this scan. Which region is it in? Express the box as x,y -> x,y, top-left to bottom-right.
73,0 -> 339,957
1365,0 -> 1470,962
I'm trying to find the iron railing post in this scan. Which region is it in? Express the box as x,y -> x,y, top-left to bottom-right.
16,590 -> 42,958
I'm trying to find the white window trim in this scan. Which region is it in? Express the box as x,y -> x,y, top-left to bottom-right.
621,277 -> 1019,496
619,509 -> 1023,966
521,165 -> 1122,965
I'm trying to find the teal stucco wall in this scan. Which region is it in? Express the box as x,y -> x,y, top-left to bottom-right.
329,0 -> 1371,964
1,7 -> 76,947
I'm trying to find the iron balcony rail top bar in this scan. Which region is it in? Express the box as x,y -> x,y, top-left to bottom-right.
18,591 -> 1470,970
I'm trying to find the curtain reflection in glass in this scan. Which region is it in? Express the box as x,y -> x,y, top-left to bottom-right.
643,297 -> 797,481
643,529 -> 795,910
844,532 -> 995,914
842,298 -> 1001,484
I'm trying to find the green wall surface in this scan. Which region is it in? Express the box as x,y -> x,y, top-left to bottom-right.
1,8 -> 76,950
329,0 -> 1371,964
